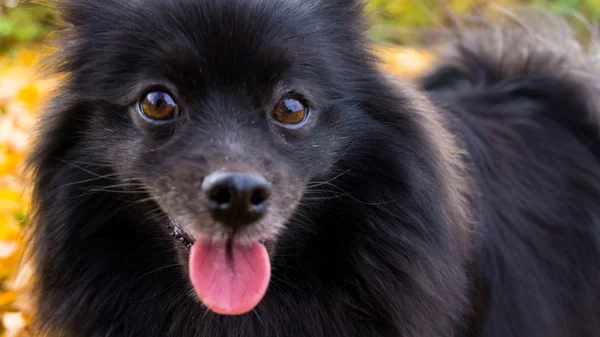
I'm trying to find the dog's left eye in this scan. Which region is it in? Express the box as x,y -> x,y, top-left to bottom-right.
272,97 -> 308,126
139,91 -> 180,121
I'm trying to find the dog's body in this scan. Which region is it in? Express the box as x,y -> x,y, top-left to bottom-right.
28,1 -> 600,336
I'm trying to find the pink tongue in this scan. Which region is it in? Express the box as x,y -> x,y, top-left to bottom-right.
189,239 -> 271,315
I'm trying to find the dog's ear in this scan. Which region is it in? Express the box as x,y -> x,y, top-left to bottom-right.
56,0 -> 129,27
318,0 -> 368,31
324,0 -> 366,13
55,0 -> 95,26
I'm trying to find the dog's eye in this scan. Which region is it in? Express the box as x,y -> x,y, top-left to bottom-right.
139,91 -> 180,120
272,97 -> 308,125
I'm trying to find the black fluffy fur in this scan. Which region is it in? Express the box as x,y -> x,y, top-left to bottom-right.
27,1 -> 600,336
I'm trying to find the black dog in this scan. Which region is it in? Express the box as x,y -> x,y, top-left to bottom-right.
28,0 -> 600,336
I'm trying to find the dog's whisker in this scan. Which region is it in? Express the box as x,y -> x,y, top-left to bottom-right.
133,264 -> 181,283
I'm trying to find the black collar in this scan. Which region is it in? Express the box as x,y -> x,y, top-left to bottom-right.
167,219 -> 194,249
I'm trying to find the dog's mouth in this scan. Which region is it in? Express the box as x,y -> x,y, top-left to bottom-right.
167,220 -> 272,316
189,235 -> 271,316
158,169 -> 298,315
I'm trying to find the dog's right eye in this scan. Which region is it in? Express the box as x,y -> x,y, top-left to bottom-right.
139,91 -> 180,121
272,97 -> 308,126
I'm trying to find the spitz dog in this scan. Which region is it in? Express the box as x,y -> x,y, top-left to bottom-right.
28,0 -> 600,336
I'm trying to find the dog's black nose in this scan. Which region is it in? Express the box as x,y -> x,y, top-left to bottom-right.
202,171 -> 271,227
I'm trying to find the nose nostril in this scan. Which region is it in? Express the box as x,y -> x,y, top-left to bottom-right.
250,188 -> 270,206
202,171 -> 271,227
208,186 -> 232,206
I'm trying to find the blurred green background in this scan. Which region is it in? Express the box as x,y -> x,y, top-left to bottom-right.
367,0 -> 600,43
0,1 -> 53,53
1,0 -> 599,53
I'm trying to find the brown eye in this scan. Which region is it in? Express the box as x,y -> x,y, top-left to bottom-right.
139,91 -> 179,120
272,97 -> 308,125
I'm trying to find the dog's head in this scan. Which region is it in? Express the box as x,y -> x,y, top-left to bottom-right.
51,0 -> 378,315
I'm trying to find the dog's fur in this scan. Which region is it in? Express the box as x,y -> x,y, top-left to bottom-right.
27,1 -> 600,336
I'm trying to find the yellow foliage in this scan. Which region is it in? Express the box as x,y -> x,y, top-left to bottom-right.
16,86 -> 40,109
17,51 -> 39,68
377,46 -> 436,79
0,47 -> 50,337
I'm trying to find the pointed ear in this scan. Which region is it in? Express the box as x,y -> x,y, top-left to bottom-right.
55,0 -> 128,27
55,0 -> 96,26
328,0 -> 361,6
324,0 -> 366,13
318,0 -> 369,29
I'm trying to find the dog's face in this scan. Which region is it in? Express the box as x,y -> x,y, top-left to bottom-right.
63,0 -> 367,241
59,0 -> 373,314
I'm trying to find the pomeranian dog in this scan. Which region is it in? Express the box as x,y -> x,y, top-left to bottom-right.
28,0 -> 600,336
